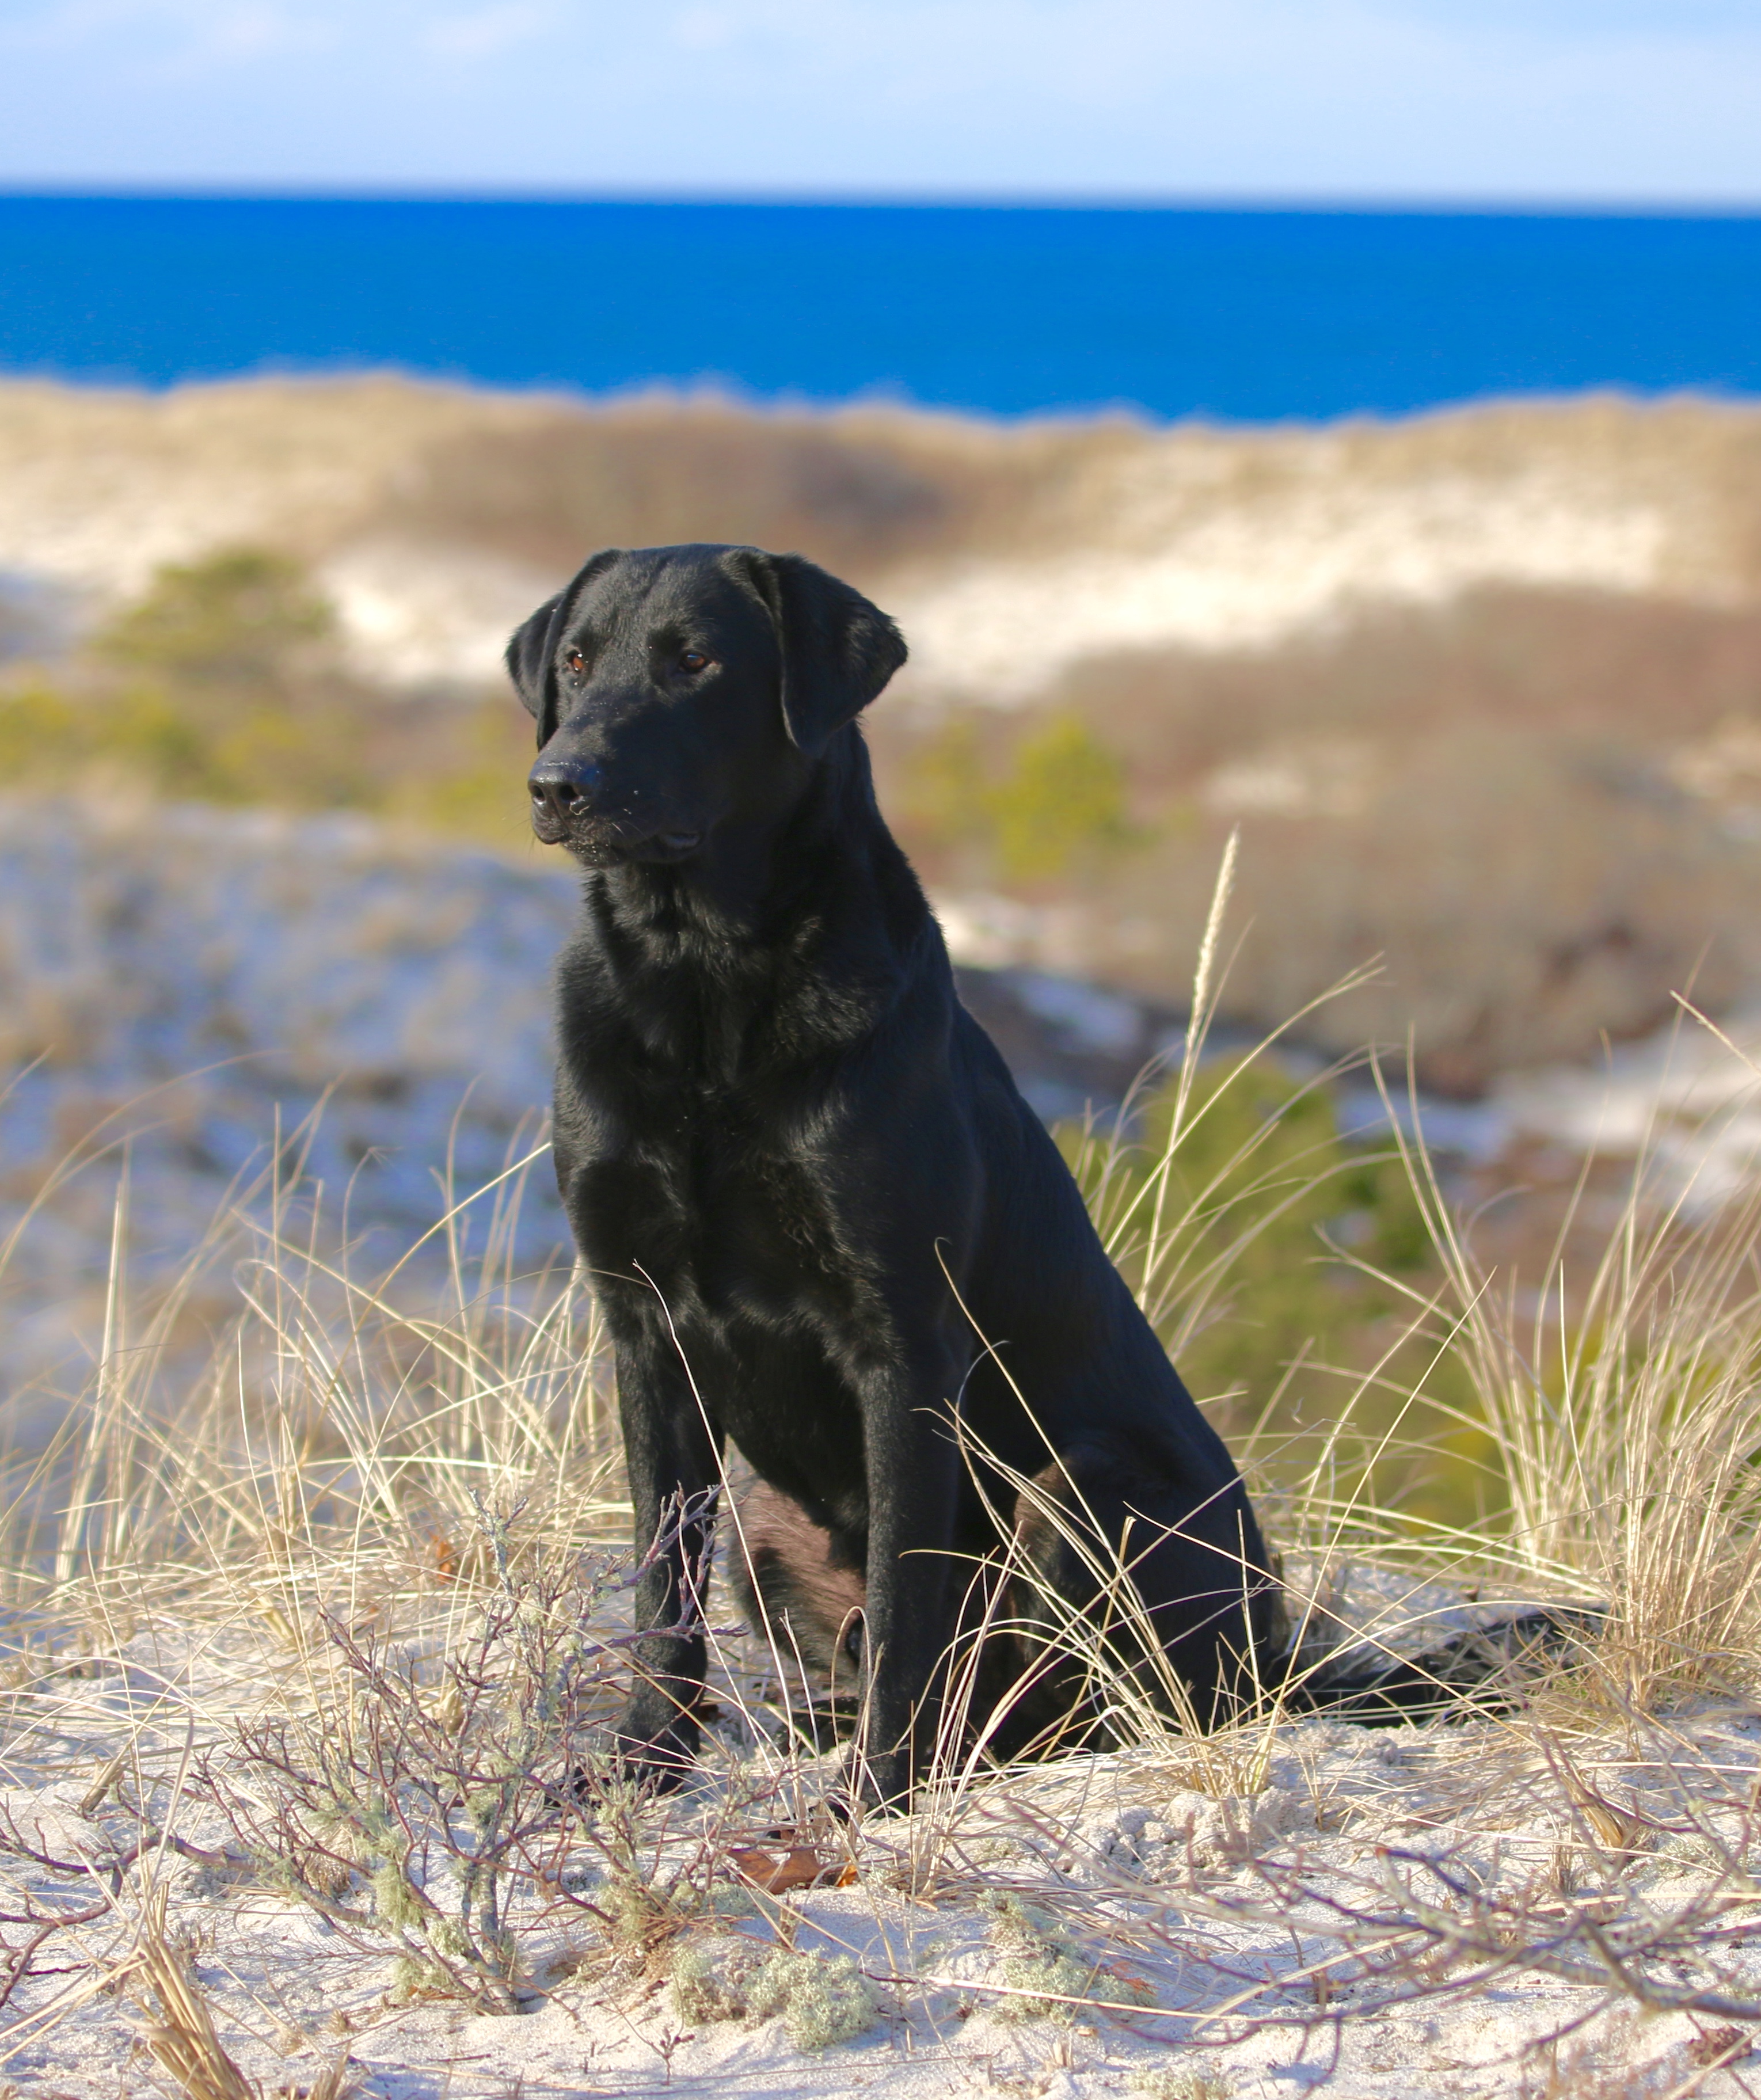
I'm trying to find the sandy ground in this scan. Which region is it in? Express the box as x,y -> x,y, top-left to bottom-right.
3,1580 -> 1761,2100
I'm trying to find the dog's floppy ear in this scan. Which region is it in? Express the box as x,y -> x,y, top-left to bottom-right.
505,550 -> 622,746
722,549 -> 907,758
505,589 -> 569,746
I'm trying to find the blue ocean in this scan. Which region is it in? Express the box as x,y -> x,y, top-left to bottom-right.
1,196 -> 1758,422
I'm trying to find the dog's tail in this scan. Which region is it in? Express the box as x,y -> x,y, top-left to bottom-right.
1277,1605 -> 1606,1725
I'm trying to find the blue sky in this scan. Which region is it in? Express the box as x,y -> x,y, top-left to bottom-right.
1,0 -> 1758,199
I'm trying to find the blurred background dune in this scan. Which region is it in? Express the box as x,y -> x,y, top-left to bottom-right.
7,374 -> 1761,1091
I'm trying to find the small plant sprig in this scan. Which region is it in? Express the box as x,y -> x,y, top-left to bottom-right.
206,1496 -> 722,2012
671,1937 -> 879,2050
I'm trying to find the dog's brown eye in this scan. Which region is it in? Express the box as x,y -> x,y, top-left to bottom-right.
566,652 -> 587,675
680,650 -> 709,673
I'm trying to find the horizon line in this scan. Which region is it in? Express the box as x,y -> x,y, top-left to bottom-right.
3,183 -> 1761,218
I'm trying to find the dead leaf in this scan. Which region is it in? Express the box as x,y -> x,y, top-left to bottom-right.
728,1844 -> 828,1893
1688,2025 -> 1750,2068
1095,1959 -> 1154,2003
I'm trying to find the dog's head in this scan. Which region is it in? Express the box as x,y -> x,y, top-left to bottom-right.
507,545 -> 906,865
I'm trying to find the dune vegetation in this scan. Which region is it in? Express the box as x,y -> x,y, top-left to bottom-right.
4,858 -> 1761,2096
7,378 -> 1761,1088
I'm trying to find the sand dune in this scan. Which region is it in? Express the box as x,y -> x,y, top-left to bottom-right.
888,463 -> 1680,699
2,378 -> 1758,695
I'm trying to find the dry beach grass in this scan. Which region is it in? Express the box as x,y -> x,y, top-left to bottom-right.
6,865 -> 1761,2098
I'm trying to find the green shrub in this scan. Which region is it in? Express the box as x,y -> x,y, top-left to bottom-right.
986,713 -> 1138,882
0,680 -> 82,779
93,547 -> 334,691
900,714 -> 986,855
1060,1060 -> 1488,1528
744,1946 -> 878,2051
1062,1061 -> 1427,1393
901,710 -> 1144,885
984,1894 -> 1100,2022
2,550 -> 538,835
670,1941 -> 750,2025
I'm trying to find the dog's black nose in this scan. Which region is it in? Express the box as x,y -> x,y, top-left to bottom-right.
528,759 -> 602,824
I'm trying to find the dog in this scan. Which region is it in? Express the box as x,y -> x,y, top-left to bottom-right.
508,545 -> 1573,1804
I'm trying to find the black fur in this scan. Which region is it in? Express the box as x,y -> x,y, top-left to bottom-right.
724,1479 -> 1600,1738
509,544 -> 1561,1804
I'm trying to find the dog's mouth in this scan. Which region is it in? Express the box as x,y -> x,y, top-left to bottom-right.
535,806 -> 704,864
638,829 -> 703,862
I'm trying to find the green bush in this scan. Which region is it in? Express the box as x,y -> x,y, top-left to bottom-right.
669,1940 -> 878,2051
902,710 -> 1144,885
1060,1061 -> 1488,1528
93,547 -> 334,692
984,1894 -> 1101,2023
0,680 -> 82,779
900,714 -> 986,852
2,549 -> 533,839
986,713 -> 1138,882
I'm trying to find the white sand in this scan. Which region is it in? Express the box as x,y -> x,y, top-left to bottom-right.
3,1600 -> 1759,2099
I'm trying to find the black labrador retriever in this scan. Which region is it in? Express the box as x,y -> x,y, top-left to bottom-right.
508,544 -> 1557,1804
508,542 -> 1278,1802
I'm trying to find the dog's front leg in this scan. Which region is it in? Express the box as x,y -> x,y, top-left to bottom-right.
607,1318 -> 724,1788
855,1368 -> 964,1808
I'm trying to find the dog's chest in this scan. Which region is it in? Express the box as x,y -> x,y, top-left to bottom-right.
576,1085 -> 864,1323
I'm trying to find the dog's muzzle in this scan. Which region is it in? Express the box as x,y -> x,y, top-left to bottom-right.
528,761 -> 701,860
